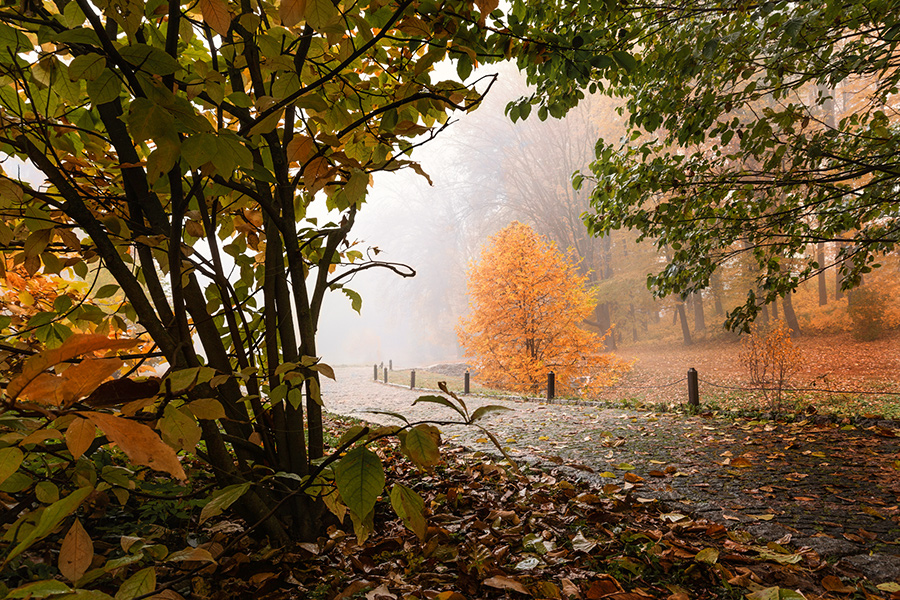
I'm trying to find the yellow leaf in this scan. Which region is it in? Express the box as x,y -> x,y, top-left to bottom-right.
65,417 -> 96,460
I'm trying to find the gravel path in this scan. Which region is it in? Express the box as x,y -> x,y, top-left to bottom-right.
322,366 -> 900,582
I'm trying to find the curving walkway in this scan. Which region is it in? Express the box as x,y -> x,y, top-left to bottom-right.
321,366 -> 900,582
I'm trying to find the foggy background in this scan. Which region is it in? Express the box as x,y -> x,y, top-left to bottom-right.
316,66 -> 625,367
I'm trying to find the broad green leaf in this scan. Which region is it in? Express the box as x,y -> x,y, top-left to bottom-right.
468,404 -> 512,423
68,53 -> 106,82
6,580 -> 72,598
0,446 -> 24,485
182,133 -> 219,170
2,486 -> 93,567
305,0 -> 339,30
199,482 -> 251,524
114,566 -> 156,600
119,44 -> 178,76
390,483 -> 426,540
335,446 -> 384,519
280,0 -> 306,27
412,394 -> 467,420
159,405 -> 201,453
342,288 -> 362,313
401,425 -> 440,468
86,69 -> 121,105
165,367 -> 200,395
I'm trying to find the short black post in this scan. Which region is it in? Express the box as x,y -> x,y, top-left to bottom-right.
383,367 -> 388,384
464,370 -> 470,394
373,364 -> 378,381
547,371 -> 555,401
687,368 -> 700,407
389,359 -> 393,371
410,370 -> 416,389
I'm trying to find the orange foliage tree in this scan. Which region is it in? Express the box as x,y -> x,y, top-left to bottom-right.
457,222 -> 628,395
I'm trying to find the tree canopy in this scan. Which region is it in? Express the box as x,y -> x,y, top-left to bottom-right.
0,0 -> 516,547
509,0 -> 900,330
457,222 -> 628,395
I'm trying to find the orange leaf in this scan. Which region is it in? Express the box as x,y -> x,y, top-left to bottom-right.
82,412 -> 186,480
586,575 -> 623,599
59,518 -> 93,582
286,135 -> 314,164
623,472 -> 644,483
65,417 -> 96,460
8,335 -> 137,401
200,0 -> 232,36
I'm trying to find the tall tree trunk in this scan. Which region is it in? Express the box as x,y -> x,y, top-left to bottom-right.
758,302 -> 770,329
677,302 -> 692,346
629,303 -> 638,342
692,292 -> 706,332
817,242 -> 828,305
783,292 -> 801,335
834,242 -> 844,300
710,272 -> 724,316
596,302 -> 617,350
771,296 -> 779,319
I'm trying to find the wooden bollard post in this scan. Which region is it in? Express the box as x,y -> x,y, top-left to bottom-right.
383,367 -> 388,384
373,364 -> 378,381
687,368 -> 700,407
464,370 -> 470,394
547,371 -> 555,401
389,359 -> 393,371
410,370 -> 416,389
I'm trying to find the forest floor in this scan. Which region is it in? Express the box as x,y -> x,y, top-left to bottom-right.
323,332 -> 900,589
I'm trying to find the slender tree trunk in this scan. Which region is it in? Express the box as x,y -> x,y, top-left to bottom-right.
677,302 -> 692,346
817,243 -> 828,305
771,296 -> 779,319
596,302 -> 617,350
783,292 -> 801,336
629,303 -> 638,342
758,302 -> 770,329
710,272 -> 724,316
692,292 -> 706,332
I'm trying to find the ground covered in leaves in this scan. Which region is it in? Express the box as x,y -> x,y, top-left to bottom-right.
163,433 -> 899,600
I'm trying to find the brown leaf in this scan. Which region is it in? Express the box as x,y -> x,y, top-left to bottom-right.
280,0 -> 306,27
434,593 -> 467,600
822,576 -> 855,594
586,575 -> 623,599
560,578 -> 582,599
85,377 -> 161,408
82,412 -> 186,480
286,135 -> 314,164
58,518 -> 93,582
623,472 -> 644,483
483,575 -> 531,595
65,417 -> 96,460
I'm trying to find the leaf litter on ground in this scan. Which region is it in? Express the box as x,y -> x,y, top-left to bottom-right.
174,429 -> 896,600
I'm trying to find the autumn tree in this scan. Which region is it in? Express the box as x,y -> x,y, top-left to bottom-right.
0,0 -> 517,548
458,222 -> 627,395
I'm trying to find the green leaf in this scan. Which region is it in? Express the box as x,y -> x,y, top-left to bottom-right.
342,288 -> 362,313
165,367 -> 199,395
6,580 -> 72,598
305,0 -> 340,30
694,547 -> 719,564
199,482 -> 251,524
0,447 -> 24,486
611,50 -> 637,72
119,44 -> 178,76
86,69 -> 121,105
182,133 -> 219,170
412,394 -> 467,420
335,446 -> 384,520
401,425 -> 441,468
745,587 -> 807,600
390,483 -> 426,539
2,486 -> 93,567
159,405 -> 201,453
68,53 -> 106,82
114,567 -> 156,600
468,404 -> 511,424
94,284 -> 120,299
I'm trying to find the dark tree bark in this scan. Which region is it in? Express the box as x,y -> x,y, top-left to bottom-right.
692,292 -> 706,332
783,292 -> 801,336
817,242 -> 828,305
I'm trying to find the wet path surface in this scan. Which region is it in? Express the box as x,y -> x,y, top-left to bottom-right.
322,366 -> 900,581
